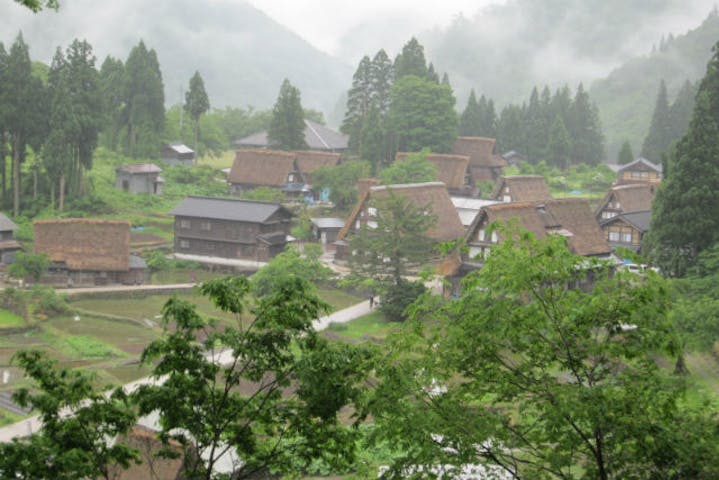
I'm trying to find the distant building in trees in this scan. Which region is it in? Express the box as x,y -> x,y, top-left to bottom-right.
595,183 -> 656,253
160,143 -> 195,166
170,196 -> 293,262
609,157 -> 662,185
33,219 -> 147,286
115,163 -> 164,195
600,211 -> 651,253
491,175 -> 553,203
0,213 -> 21,264
395,152 -> 475,196
233,120 -> 348,152
501,150 -> 526,166
452,137 -> 507,182
310,217 -> 345,245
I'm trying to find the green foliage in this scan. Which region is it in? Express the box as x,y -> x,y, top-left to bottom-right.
145,250 -> 200,273
64,335 -> 121,358
645,41 -> 719,276
14,0 -> 58,11
184,70 -> 210,158
310,160 -> 371,212
267,78 -> 308,150
8,252 -> 49,281
641,80 -> 672,163
0,350 -> 139,479
251,245 -> 334,297
380,279 -> 426,322
388,75 -> 458,153
379,150 -> 438,185
370,226 -> 719,479
134,275 -> 370,479
546,114 -> 572,169
393,38 -> 429,80
617,140 -> 634,164
240,186 -> 285,203
0,285 -> 70,320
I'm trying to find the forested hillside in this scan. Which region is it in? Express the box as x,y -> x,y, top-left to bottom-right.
1,0 -> 352,114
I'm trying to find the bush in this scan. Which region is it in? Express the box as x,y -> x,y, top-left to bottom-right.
33,286 -> 71,317
145,250 -> 200,272
380,280 -> 426,322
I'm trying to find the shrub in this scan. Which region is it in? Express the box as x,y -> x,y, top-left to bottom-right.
380,280 -> 426,322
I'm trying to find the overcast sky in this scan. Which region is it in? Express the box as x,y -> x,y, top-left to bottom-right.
245,0 -> 503,55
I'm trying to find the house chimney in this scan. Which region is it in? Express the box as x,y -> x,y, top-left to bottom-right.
357,178 -> 378,198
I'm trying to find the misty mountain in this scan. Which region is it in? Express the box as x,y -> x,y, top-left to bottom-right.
590,10 -> 719,157
0,0 -> 352,117
420,0 -> 714,106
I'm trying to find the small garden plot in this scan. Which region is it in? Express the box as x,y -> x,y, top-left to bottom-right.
324,311 -> 397,342
62,335 -> 125,359
47,315 -> 160,356
0,309 -> 25,329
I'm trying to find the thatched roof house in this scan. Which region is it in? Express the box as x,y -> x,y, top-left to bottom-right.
228,150 -> 298,189
452,137 -> 507,182
33,219 -> 146,286
337,182 -> 465,243
395,152 -> 473,195
295,151 -> 341,182
491,175 -> 552,203
595,183 -> 656,221
466,198 -> 611,258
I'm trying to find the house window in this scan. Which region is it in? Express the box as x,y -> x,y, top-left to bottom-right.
180,239 -> 190,249
491,231 -> 498,243
609,231 -> 620,242
503,195 -> 511,202
367,207 -> 378,217
288,173 -> 296,183
622,232 -> 633,243
180,219 -> 191,229
200,221 -> 212,231
601,211 -> 616,219
478,229 -> 485,241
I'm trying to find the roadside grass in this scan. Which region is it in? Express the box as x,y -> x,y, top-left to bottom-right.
315,288 -> 362,311
685,351 -> 719,403
324,310 -> 397,342
0,309 -> 25,328
198,150 -> 235,170
150,268 -> 226,285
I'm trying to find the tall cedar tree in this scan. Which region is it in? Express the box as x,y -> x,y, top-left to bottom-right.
617,140 -> 634,164
268,78 -> 308,150
388,75 -> 457,154
547,115 -> 572,170
459,89 -> 482,136
184,70 -> 210,161
667,80 -> 697,153
480,96 -> 498,138
341,56 -> 372,153
524,87 -> 548,162
370,49 -> 393,116
394,37 -> 428,80
123,41 -> 165,158
568,83 -> 604,165
359,103 -> 386,174
641,80 -> 672,163
645,44 -> 719,276
98,56 -> 125,151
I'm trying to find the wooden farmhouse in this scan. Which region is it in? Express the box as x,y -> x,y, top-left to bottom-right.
170,196 -> 293,262
310,217 -> 345,244
160,143 -> 195,166
612,157 -> 662,185
395,152 -> 475,196
335,181 -> 465,261
34,219 -> 147,286
600,210 -> 651,252
502,150 -> 526,166
491,175 -> 552,203
595,183 -> 655,221
115,163 -> 164,195
233,119 -> 349,152
451,136 -> 507,183
0,213 -> 21,264
227,149 -> 340,198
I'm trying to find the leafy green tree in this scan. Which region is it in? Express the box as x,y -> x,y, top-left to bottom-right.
359,103 -> 388,174
123,40 -> 165,158
341,56 -> 373,153
379,150 -> 438,185
134,275 -> 368,479
239,185 -> 285,203
524,87 -> 549,162
645,45 -> 719,276
459,89 -> 482,136
568,83 -> 604,165
497,103 -> 525,153
546,115 -> 572,169
370,49 -> 393,116
388,75 -> 457,154
13,0 -> 58,11
479,95 -> 497,138
641,79 -> 672,163
251,245 -> 334,297
0,350 -> 139,480
617,140 -> 634,164
268,78 -> 308,150
8,251 -> 49,282
393,38 -> 428,80
184,70 -> 210,163
214,106 -> 271,148
370,226 -> 719,480
348,190 -> 436,289
98,55 -> 125,151
311,160 -> 371,211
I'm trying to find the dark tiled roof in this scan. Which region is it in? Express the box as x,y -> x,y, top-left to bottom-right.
233,120 -> 348,151
310,217 -> 345,229
170,196 -> 290,223
617,157 -> 662,173
165,143 -> 194,154
0,213 -> 18,232
117,163 -> 162,174
601,210 -> 652,232
257,231 -> 288,245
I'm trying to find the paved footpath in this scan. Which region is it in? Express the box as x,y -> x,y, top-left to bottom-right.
0,299 -> 375,442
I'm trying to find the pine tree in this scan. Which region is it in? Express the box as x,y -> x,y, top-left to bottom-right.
427,62 -> 439,83
184,70 -> 210,162
359,103 -> 386,174
668,80 -> 696,145
98,56 -> 125,151
551,85 -> 573,127
441,72 -> 450,86
0,42 -> 8,200
268,78 -> 307,151
393,38 -> 428,80
481,98 -> 497,138
645,44 -> 719,276
617,140 -> 634,164
459,90 -> 482,136
641,80 -> 672,163
497,104 -> 525,154
568,83 -> 604,165
524,87 -> 548,163
370,50 -> 393,116
123,40 -> 165,158
341,56 -> 373,153
546,115 -> 572,169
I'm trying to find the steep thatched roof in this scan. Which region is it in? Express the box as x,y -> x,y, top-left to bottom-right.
452,137 -> 507,168
338,182 -> 465,242
395,152 -> 470,190
228,150 -> 297,187
492,175 -> 552,202
34,219 -> 130,271
470,198 -> 610,257
596,184 -> 655,215
295,151 -> 341,179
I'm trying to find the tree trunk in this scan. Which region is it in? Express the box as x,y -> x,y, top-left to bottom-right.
194,120 -> 199,166
12,139 -> 20,217
59,173 -> 65,212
